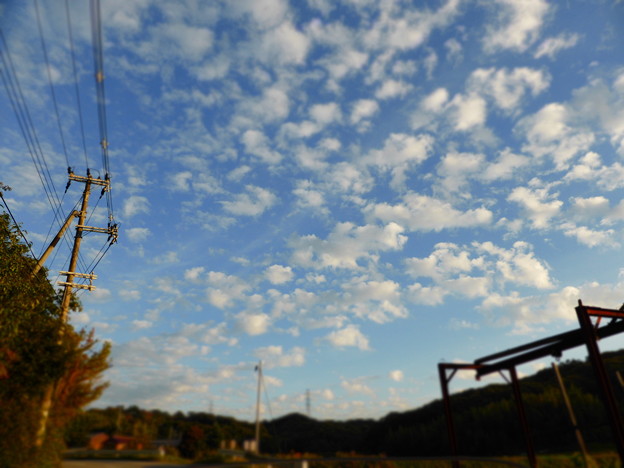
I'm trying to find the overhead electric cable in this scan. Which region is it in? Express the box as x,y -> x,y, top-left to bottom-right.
34,0 -> 71,169
0,64 -> 80,270
65,0 -> 90,171
0,30 -> 68,230
0,191 -> 37,260
90,0 -> 115,222
261,371 -> 275,421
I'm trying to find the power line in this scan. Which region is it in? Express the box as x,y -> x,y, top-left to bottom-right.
65,0 -> 90,171
0,29 -> 69,234
0,190 -> 37,260
34,0 -> 71,169
90,0 -> 115,223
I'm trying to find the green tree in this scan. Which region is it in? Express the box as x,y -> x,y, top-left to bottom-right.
0,204 -> 111,467
179,424 -> 207,459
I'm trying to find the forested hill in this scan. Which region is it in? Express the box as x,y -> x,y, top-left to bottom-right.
69,349 -> 624,457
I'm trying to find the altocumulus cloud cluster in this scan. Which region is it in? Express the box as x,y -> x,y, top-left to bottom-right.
2,0 -> 624,420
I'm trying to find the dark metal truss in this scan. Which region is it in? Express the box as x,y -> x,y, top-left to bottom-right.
438,300 -> 624,468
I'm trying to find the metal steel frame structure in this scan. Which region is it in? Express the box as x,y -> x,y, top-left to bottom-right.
438,300 -> 624,467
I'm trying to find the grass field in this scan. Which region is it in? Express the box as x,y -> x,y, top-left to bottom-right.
63,450 -> 622,468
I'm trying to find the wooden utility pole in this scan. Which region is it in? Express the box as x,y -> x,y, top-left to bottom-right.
35,170 -> 115,447
31,210 -> 79,278
255,360 -> 262,454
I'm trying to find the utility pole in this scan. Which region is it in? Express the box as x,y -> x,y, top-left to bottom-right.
254,361 -> 262,454
306,389 -> 311,417
58,171 -> 115,318
35,170 -> 116,447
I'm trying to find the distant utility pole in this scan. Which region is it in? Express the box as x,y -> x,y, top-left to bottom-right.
254,361 -> 262,454
306,389 -> 311,417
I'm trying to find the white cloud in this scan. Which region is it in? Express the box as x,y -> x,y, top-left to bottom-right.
119,289 -> 141,301
443,276 -> 491,299
449,318 -> 479,330
483,0 -> 550,53
519,102 -> 594,169
259,21 -> 310,65
310,102 -> 341,125
184,266 -> 205,282
122,196 -> 150,218
363,0 -> 461,52
476,241 -> 554,289
170,171 -> 193,191
325,162 -> 374,195
342,279 -> 407,323
507,186 -> 562,229
422,87 -> 449,113
468,67 -> 550,111
366,133 -> 433,169
237,86 -> 290,125
479,283 -> 588,333
293,180 -> 327,213
482,148 -> 530,181
230,0 -> 288,29
534,33 -> 580,59
405,243 -> 481,281
159,23 -> 213,61
206,271 -> 250,309
365,133 -> 434,188
404,241 -> 553,306
569,196 -> 610,221
445,38 -> 462,62
369,194 -> 492,232
327,325 -> 370,350
265,264 -> 294,284
151,251 -> 179,264
89,288 -> 112,302
561,223 -> 618,249
450,93 -> 487,130
375,79 -> 412,100
254,345 -> 305,368
290,222 -> 407,270
350,99 -> 379,124
389,370 -> 404,382
126,227 -> 151,242
341,377 -> 375,396
242,130 -> 282,164
132,319 -> 153,330
236,312 -> 271,336
71,311 -> 90,325
436,151 -> 484,195
222,185 -> 277,216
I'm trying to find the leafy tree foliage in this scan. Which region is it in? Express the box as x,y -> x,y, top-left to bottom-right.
0,208 -> 111,467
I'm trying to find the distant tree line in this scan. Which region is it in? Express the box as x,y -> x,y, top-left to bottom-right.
67,350 -> 624,459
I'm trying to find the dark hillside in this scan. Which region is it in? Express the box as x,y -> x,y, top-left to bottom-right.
265,413 -> 375,455
68,350 -> 624,458
364,350 -> 624,456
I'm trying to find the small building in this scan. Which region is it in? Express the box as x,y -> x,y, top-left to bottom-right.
88,433 -> 145,450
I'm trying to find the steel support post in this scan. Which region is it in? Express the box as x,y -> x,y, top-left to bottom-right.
509,366 -> 537,468
552,362 -> 590,467
576,302 -> 624,463
438,364 -> 460,468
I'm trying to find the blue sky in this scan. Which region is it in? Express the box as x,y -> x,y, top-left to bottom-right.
2,0 -> 624,421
